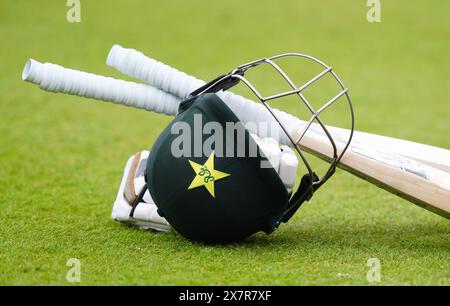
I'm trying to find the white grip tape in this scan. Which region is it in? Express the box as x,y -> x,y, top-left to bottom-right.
107,45 -> 302,145
22,59 -> 181,116
107,45 -> 204,99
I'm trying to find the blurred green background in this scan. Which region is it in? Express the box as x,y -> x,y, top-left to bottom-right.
0,0 -> 448,285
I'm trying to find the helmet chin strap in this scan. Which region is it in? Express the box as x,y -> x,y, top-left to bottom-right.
187,69 -> 245,98
129,185 -> 148,218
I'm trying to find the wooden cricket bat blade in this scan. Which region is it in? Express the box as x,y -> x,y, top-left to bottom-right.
291,126 -> 450,219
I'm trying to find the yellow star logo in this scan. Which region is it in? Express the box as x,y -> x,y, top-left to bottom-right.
188,152 -> 230,198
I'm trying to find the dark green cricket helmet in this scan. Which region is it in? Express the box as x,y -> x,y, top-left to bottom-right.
146,93 -> 319,243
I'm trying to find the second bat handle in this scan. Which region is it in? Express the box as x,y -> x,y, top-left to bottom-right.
22,59 -> 181,116
107,45 -> 204,99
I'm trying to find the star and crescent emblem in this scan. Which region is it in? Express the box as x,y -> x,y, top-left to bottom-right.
188,152 -> 230,198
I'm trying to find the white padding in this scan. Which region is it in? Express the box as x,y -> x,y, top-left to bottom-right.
259,137 -> 279,146
279,146 -> 299,191
280,145 -> 295,155
133,202 -> 168,225
143,190 -> 153,204
140,150 -> 150,159
133,176 -> 146,195
257,140 -> 281,172
250,133 -> 260,142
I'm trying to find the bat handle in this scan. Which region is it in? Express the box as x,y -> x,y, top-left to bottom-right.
107,45 -> 204,99
22,59 -> 181,116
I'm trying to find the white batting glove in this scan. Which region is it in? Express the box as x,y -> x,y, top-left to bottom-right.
111,151 -> 171,232
112,138 -> 298,231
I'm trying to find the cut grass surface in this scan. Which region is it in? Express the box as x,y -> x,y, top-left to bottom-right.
0,0 -> 449,285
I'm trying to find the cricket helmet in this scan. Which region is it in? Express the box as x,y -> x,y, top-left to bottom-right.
145,54 -> 354,243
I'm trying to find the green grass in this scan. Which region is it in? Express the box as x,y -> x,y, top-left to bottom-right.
0,0 -> 449,285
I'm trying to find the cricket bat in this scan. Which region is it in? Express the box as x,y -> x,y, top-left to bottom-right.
22,50 -> 450,218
